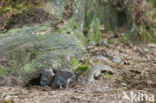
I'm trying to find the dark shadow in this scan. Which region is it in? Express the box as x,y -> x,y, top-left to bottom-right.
117,9 -> 128,27
27,74 -> 41,86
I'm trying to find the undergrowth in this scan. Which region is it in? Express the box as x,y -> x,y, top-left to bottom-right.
0,0 -> 44,32
113,0 -> 156,43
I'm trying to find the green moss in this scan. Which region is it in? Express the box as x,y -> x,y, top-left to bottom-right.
71,58 -> 79,69
116,87 -> 123,92
0,0 -> 42,14
66,31 -> 71,34
11,67 -> 19,74
104,73 -> 110,79
120,34 -> 130,43
73,65 -> 89,75
75,65 -> 89,72
108,39 -> 113,44
35,25 -> 49,32
138,26 -> 151,42
0,0 -> 44,31
87,18 -> 102,44
58,26 -> 67,33
151,39 -> 156,44
0,67 -> 7,75
71,22 -> 77,30
83,28 -> 89,35
23,63 -> 34,74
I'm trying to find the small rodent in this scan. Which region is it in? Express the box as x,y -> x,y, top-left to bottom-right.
40,68 -> 55,86
51,69 -> 75,89
40,68 -> 75,89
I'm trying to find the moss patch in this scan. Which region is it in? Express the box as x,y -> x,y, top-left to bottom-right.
120,34 -> 130,43
0,0 -> 47,32
0,67 -> 7,75
73,65 -> 90,75
72,58 -> 79,69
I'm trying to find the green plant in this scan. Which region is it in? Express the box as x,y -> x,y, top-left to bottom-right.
72,58 -> 79,68
87,18 -> 102,44
116,87 -> 122,92
104,73 -> 110,79
108,39 -> 113,44
0,67 -> 7,75
120,34 -> 130,43
73,65 -> 89,75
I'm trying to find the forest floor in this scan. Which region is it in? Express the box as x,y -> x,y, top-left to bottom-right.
0,33 -> 155,103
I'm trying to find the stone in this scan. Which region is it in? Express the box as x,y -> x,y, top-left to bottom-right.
0,25 -> 85,86
83,64 -> 115,84
0,0 -> 86,86
100,65 -> 114,73
95,55 -> 109,61
103,40 -> 108,45
112,58 -> 121,64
